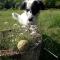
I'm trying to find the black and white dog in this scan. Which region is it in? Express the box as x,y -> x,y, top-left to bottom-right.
12,0 -> 45,27
12,0 -> 42,36
20,0 -> 45,15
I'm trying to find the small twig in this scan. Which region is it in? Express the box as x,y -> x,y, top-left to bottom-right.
44,48 -> 58,59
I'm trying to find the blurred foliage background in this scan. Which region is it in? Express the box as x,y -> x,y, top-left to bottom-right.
0,0 -> 60,9
0,0 -> 23,9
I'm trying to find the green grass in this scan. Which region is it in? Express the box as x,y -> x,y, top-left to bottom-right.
37,9 -> 60,44
37,9 -> 60,56
0,9 -> 23,31
0,9 -> 24,50
0,9 -> 37,50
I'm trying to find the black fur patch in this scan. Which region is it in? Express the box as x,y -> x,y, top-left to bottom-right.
20,2 -> 26,9
31,1 -> 45,15
29,17 -> 33,22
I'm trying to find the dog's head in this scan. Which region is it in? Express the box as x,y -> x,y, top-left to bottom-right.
21,0 -> 45,15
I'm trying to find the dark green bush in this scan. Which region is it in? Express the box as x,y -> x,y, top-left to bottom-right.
44,0 -> 60,8
0,3 -> 4,9
0,0 -> 23,10
45,0 -> 56,8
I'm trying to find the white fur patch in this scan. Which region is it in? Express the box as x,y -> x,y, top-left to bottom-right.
12,11 -> 33,26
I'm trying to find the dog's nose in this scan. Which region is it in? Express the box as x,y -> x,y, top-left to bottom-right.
26,9 -> 30,12
29,17 -> 33,21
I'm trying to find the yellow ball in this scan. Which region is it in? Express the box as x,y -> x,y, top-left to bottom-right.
17,40 -> 29,52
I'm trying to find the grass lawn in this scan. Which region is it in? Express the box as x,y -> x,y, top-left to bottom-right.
0,9 -> 23,31
37,9 -> 60,57
0,9 -> 60,59
37,9 -> 60,44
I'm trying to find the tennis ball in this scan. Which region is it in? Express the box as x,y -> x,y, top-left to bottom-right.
17,40 -> 29,52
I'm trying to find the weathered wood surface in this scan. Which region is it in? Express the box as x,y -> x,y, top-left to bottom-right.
0,50 -> 19,56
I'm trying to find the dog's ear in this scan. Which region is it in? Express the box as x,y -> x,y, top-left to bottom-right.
38,1 -> 45,10
20,2 -> 26,10
12,13 -> 20,20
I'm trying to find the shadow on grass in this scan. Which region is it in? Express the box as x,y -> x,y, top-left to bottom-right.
39,34 -> 60,60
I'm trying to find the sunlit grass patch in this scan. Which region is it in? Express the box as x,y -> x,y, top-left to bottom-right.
37,9 -> 60,44
0,9 -> 23,31
37,9 -> 60,57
